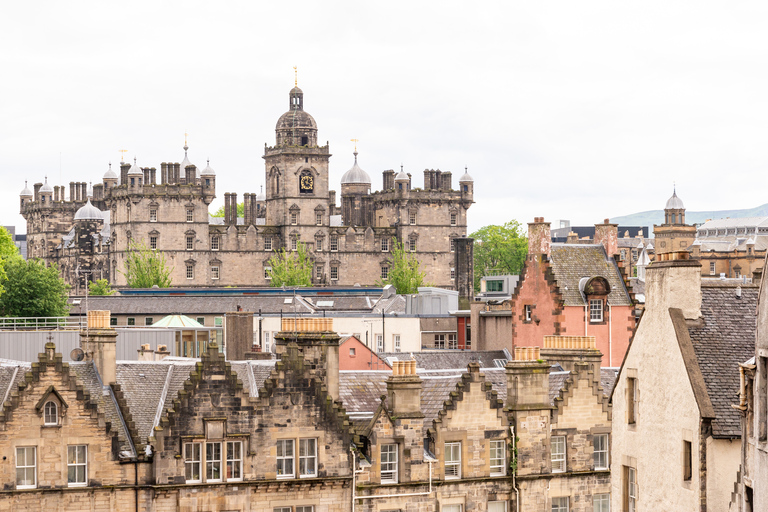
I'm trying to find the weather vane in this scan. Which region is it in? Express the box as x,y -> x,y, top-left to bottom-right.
350,138 -> 359,152
293,66 -> 298,86
119,149 -> 127,163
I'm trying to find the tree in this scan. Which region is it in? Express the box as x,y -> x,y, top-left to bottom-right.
470,220 -> 528,292
121,240 -> 173,288
0,258 -> 69,317
266,241 -> 313,287
211,202 -> 244,218
378,239 -> 427,294
0,226 -> 20,288
89,278 -> 116,296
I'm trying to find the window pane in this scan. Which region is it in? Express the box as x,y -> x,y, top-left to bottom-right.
594,434 -> 608,470
381,444 -> 398,483
488,502 -> 507,512
593,493 -> 610,512
206,442 -> 222,481
552,497 -> 569,512
490,440 -> 505,475
551,436 -> 566,472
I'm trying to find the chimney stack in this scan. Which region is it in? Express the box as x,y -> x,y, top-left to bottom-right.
80,310 -> 117,386
594,218 -> 618,258
274,318 -> 340,400
645,259 -> 702,321
527,217 -> 552,259
387,360 -> 424,417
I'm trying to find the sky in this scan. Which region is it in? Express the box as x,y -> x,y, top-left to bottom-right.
1,2 -> 767,235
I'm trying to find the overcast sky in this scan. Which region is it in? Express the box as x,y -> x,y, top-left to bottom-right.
2,2 -> 766,235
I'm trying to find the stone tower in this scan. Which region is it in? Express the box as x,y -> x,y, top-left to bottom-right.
653,188 -> 696,255
263,86 -> 332,250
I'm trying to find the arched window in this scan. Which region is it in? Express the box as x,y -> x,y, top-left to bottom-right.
44,401 -> 58,425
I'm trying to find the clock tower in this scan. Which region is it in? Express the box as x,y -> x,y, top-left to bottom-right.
263,85 -> 332,250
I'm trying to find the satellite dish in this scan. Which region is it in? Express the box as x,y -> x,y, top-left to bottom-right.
70,348 -> 84,362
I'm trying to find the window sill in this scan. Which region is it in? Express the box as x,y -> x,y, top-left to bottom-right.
490,472 -> 506,477
68,482 -> 87,488
299,474 -> 317,479
444,476 -> 461,480
16,486 -> 36,490
380,479 -> 398,485
276,475 -> 295,480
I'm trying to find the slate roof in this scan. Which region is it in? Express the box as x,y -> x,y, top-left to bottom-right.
72,294 -> 405,316
686,283 -> 758,438
549,244 -> 633,307
379,350 -> 511,370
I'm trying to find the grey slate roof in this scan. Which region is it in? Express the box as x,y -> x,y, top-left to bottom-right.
686,283 -> 758,438
379,350 -> 511,370
73,293 -> 404,317
550,244 -> 633,307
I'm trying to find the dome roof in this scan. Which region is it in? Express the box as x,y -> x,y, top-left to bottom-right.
459,169 -> 474,182
276,109 -> 317,131
40,178 -> 53,193
665,189 -> 685,210
341,152 -> 371,185
200,159 -> 215,176
103,163 -> 118,180
181,145 -> 194,170
128,159 -> 143,176
20,181 -> 32,197
395,169 -> 409,182
74,199 -> 103,221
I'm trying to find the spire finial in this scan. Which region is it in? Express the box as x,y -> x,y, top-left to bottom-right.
44,175 -> 48,183
207,158 -> 210,165
119,149 -> 127,163
293,66 -> 297,86
134,157 -> 137,165
350,138 -> 358,152
109,162 -> 112,170
184,131 -> 189,153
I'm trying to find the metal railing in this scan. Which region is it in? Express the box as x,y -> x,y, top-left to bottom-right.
0,316 -> 86,331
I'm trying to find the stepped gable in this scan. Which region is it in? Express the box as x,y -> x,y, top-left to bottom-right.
155,343 -> 252,435
550,244 -> 632,306
551,362 -> 613,424
429,363 -> 507,437
685,283 -> 758,438
0,344 -> 133,457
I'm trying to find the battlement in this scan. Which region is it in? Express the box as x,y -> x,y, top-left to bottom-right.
107,183 -> 215,200
263,144 -> 330,158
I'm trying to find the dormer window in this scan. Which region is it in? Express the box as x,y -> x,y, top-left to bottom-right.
44,401 -> 58,426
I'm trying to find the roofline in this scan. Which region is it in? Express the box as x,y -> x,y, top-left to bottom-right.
668,307 -> 716,419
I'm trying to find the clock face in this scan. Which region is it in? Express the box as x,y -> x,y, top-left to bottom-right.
300,174 -> 314,193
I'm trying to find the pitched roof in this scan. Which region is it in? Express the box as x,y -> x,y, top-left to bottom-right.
550,244 -> 633,306
685,283 -> 758,438
379,350 -> 511,370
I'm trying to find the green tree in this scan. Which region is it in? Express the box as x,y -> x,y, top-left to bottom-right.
378,239 -> 427,294
266,241 -> 312,287
470,220 -> 528,292
121,240 -> 173,288
0,258 -> 69,317
211,202 -> 244,218
0,226 -> 21,288
89,278 -> 116,296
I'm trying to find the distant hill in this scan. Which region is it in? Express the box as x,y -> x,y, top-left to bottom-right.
612,203 -> 768,229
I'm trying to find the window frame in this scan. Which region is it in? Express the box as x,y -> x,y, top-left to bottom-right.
211,265 -> 220,280
186,235 -> 194,251
594,434 -> 609,470
149,208 -> 157,222
44,400 -> 58,426
447,333 -> 458,350
186,208 -> 194,223
291,237 -> 298,251
211,236 -> 219,251
67,444 -> 88,487
381,266 -> 389,280
330,236 -> 338,252
551,497 -> 569,512
205,441 -> 222,482
186,264 -> 194,280
265,266 -> 272,280
290,212 -> 298,225
316,212 -> 322,226
265,237 -> 272,251
226,440 -> 243,482
16,446 -> 36,489
710,261 -> 716,275
435,334 -> 446,349
524,304 -> 532,322
376,334 -> 384,353
450,212 -> 457,226
627,377 -> 637,424
381,237 -> 389,252
330,266 -> 338,281
589,299 -> 603,322
551,435 -> 566,473
490,439 -> 506,476
394,334 -> 401,352
380,443 -> 398,483
683,440 -> 692,481
593,493 -> 610,512
299,438 -> 317,478
276,439 -> 295,478
444,441 -> 461,479
409,211 -> 416,225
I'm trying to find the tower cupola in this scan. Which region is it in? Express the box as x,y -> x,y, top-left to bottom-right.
664,187 -> 686,225
275,85 -> 317,147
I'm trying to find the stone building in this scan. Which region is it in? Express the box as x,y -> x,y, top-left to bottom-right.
610,255 -> 757,512
20,85 -> 474,292
474,216 -> 636,368
0,312 -> 617,511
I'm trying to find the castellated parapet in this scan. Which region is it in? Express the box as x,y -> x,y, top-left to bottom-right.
21,85 -> 473,290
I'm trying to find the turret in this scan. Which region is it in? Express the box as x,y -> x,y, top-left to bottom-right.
459,167 -> 474,198
127,158 -> 143,190
19,181 -> 32,212
200,159 -> 216,190
394,166 -> 410,194
39,177 -> 53,206
103,162 -> 118,191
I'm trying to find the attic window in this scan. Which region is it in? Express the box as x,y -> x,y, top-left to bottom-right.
44,401 -> 58,426
349,348 -> 356,357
